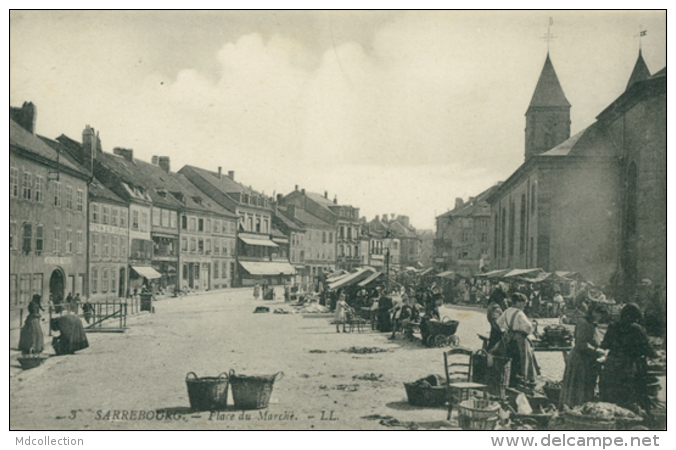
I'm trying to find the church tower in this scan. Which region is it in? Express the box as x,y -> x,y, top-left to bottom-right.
525,53 -> 571,160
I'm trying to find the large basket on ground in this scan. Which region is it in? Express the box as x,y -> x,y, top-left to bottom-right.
457,399 -> 501,430
185,372 -> 229,411
404,383 -> 447,407
17,354 -> 48,370
229,370 -> 284,410
562,412 -> 643,431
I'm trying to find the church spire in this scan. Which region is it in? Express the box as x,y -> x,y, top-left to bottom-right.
524,54 -> 571,160
527,53 -> 571,111
626,49 -> 651,90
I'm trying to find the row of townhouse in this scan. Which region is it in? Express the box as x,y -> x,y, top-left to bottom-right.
9,102 -> 428,322
433,50 -> 666,301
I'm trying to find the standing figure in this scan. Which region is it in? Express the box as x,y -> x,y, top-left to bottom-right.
253,284 -> 260,300
19,295 -> 45,355
335,293 -> 349,333
50,314 -> 89,355
496,293 -> 537,386
599,303 -> 658,410
559,303 -> 608,408
486,282 -> 509,351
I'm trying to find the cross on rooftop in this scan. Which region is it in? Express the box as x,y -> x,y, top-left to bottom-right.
541,17 -> 557,52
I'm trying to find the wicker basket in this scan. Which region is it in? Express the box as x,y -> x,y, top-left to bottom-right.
229,370 -> 283,410
185,372 -> 229,411
543,385 -> 561,405
17,354 -> 48,370
563,412 -> 617,430
404,383 -> 447,407
456,398 -> 501,420
458,415 -> 499,431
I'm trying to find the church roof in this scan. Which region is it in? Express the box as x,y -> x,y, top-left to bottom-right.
528,53 -> 571,109
626,50 -> 651,90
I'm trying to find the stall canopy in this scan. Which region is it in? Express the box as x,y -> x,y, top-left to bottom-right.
132,266 -> 162,279
503,268 -> 545,279
419,267 -> 435,276
273,262 -> 296,275
328,267 -> 375,291
358,271 -> 383,287
477,268 -> 512,279
326,270 -> 348,282
435,270 -> 457,279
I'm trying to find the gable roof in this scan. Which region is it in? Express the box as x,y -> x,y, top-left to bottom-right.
10,119 -> 89,178
181,165 -> 262,196
540,121 -> 617,158
89,177 -> 126,205
437,184 -> 498,219
528,53 -> 571,109
291,207 -> 333,228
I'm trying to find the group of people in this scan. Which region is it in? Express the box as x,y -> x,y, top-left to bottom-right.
485,281 -> 660,411
18,294 -> 90,358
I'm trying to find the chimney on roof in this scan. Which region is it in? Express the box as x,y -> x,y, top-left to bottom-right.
217,167 -> 222,179
455,197 -> 464,209
295,184 -> 298,191
10,102 -> 37,134
228,170 -> 234,180
333,196 -> 337,204
469,196 -> 476,204
301,189 -> 305,195
375,215 -> 380,222
151,156 -> 159,165
113,147 -> 134,162
81,125 -> 97,174
277,194 -> 283,202
158,156 -> 170,173
324,191 -> 328,198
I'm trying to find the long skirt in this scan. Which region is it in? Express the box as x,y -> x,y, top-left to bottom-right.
52,314 -> 89,355
599,354 -> 649,409
560,348 -> 598,408
507,333 -> 536,383
19,316 -> 44,355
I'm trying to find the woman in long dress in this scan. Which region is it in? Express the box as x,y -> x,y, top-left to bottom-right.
559,303 -> 607,408
19,295 -> 45,354
50,313 -> 89,355
599,303 -> 657,410
335,293 -> 349,333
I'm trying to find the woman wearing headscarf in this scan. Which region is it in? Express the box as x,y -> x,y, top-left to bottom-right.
599,303 -> 657,410
19,295 -> 45,354
50,313 -> 89,355
559,303 -> 608,408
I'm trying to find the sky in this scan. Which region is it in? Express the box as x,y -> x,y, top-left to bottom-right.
9,10 -> 666,230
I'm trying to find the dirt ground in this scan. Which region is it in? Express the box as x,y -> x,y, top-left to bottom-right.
8,288 -> 607,430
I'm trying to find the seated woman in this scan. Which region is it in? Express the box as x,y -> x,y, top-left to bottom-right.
50,314 -> 89,355
599,303 -> 657,411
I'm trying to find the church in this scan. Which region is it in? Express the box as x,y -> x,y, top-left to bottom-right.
487,50 -> 666,302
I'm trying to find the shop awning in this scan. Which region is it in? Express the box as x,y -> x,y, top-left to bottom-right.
476,268 -> 512,279
274,262 -> 297,275
503,268 -> 545,279
239,261 -> 281,276
419,267 -> 434,276
358,271 -> 383,287
239,236 -> 278,247
132,266 -> 162,279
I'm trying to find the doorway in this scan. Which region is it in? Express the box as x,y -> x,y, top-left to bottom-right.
49,268 -> 65,305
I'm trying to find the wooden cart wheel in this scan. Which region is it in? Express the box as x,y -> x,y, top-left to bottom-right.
434,334 -> 447,348
448,335 -> 460,347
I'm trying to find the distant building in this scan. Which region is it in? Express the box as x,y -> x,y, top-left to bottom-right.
434,185 -> 497,276
487,51 -> 666,296
417,229 -> 435,268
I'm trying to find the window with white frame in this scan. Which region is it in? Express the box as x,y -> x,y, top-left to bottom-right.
22,172 -> 32,200
53,181 -> 61,207
66,185 -> 73,209
66,228 -> 73,253
53,227 -> 60,253
120,209 -> 127,228
77,189 -> 84,212
111,270 -> 117,293
132,210 -> 139,230
35,176 -> 44,202
10,167 -> 19,197
111,207 -> 118,226
102,269 -> 108,293
141,212 -> 148,231
112,236 -> 118,257
77,230 -> 83,254
152,207 -> 161,227
92,233 -> 98,256
102,205 -> 110,224
91,203 -> 99,223
103,235 -> 109,256
91,269 -> 98,293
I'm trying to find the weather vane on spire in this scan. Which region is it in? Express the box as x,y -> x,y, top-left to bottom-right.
634,25 -> 648,50
541,17 -> 557,53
